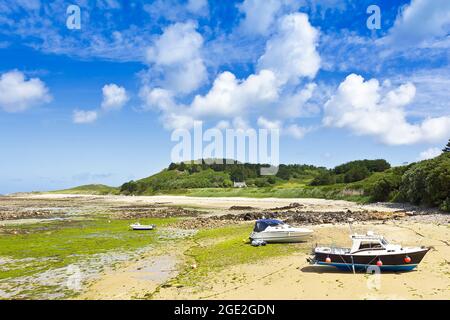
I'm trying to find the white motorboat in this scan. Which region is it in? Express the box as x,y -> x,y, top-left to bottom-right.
249,219 -> 313,243
130,222 -> 155,230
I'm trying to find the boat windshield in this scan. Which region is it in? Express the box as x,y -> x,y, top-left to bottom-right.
381,238 -> 389,246
253,219 -> 284,232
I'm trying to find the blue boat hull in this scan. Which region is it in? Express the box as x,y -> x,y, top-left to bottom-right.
316,261 -> 418,272
313,247 -> 429,272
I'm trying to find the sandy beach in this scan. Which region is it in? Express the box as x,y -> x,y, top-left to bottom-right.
1,194 -> 449,300
152,222 -> 450,300
23,193 -> 406,212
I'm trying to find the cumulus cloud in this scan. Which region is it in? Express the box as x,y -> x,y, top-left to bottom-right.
190,70 -> 279,118
161,112 -> 195,130
384,0 -> 450,48
323,73 -> 450,145
0,70 -> 51,112
145,21 -> 207,94
140,12 -> 320,140
189,13 -> 319,120
101,84 -> 128,110
232,117 -> 251,130
257,116 -> 282,130
73,110 -> 98,124
257,117 -> 310,139
418,147 -> 442,161
237,0 -> 302,36
278,83 -> 317,118
258,12 -> 321,83
285,124 -> 309,139
139,86 -> 194,130
140,87 -> 177,112
238,0 -> 282,36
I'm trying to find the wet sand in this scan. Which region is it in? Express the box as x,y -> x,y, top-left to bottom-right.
152,222 -> 450,300
23,193 -> 405,213
3,193 -> 449,300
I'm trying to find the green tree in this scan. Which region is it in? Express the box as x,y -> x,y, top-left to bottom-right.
344,165 -> 370,183
310,171 -> 336,185
168,162 -> 178,170
178,162 -> 186,171
443,139 -> 450,153
399,153 -> 450,211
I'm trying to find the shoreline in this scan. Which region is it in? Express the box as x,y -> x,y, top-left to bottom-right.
0,193 -> 448,300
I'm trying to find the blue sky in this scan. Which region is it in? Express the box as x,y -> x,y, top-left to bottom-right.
0,0 -> 449,194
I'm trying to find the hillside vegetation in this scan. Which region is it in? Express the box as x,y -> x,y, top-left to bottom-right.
119,160 -> 327,195
49,184 -> 119,195
53,153 -> 450,211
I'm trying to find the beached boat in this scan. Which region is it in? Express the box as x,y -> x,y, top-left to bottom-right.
309,230 -> 429,272
249,219 -> 313,243
130,222 -> 155,230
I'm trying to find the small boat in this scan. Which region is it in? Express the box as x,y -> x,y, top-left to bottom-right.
309,230 -> 429,272
130,222 -> 155,230
249,219 -> 313,243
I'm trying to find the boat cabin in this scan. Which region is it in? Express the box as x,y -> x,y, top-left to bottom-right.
253,219 -> 284,232
349,232 -> 389,253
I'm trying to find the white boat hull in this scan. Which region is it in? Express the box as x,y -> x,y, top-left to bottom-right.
250,229 -> 313,243
130,224 -> 154,230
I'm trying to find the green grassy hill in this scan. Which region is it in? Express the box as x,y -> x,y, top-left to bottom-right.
49,184 -> 119,195
50,153 -> 450,211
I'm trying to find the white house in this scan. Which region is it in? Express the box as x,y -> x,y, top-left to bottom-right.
233,181 -> 247,188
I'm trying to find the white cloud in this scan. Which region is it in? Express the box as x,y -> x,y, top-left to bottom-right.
73,110 -> 98,124
139,87 -> 177,112
385,0 -> 450,48
101,84 -> 128,110
232,117 -> 251,130
174,13 -> 320,121
161,112 -> 195,130
278,83 -> 317,118
139,86 -> 193,130
323,73 -> 450,145
145,21 -> 207,94
418,147 -> 443,161
215,120 -> 230,130
390,68 -> 450,118
186,0 -> 208,15
237,0 -> 302,36
285,124 -> 309,139
190,70 -> 279,118
140,12 -> 321,133
238,0 -> 282,36
144,0 -> 208,22
257,116 -> 282,130
258,12 -> 321,83
0,70 -> 51,112
257,118 -> 310,140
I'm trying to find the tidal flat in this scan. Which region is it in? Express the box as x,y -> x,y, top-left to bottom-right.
0,194 -> 449,300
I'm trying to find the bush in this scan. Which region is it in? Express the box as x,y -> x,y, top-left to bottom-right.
399,153 -> 450,209
334,159 -> 390,175
440,198 -> 450,212
344,165 -> 370,183
369,177 -> 402,202
310,171 -> 336,186
120,181 -> 138,195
